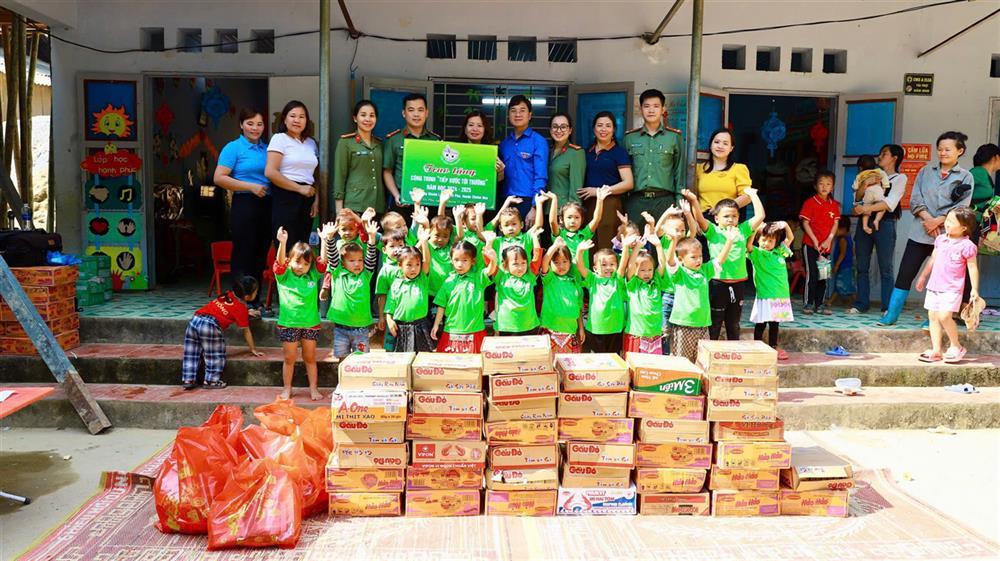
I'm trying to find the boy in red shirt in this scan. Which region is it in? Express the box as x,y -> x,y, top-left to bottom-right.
799,169 -> 841,315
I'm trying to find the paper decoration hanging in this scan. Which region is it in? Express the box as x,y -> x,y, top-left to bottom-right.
760,110 -> 787,157
155,101 -> 175,133
810,121 -> 829,166
201,85 -> 231,129
178,130 -> 220,160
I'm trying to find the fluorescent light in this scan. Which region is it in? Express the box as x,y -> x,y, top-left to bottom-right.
481,97 -> 547,107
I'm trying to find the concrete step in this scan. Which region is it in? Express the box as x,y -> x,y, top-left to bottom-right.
2,383 -> 997,431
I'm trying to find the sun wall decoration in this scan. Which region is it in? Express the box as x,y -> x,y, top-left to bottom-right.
90,104 -> 135,138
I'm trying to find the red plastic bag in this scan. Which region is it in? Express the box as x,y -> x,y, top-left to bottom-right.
300,406 -> 333,463
207,459 -> 302,550
154,425 -> 240,534
253,399 -> 310,436
203,404 -> 245,449
238,425 -> 326,518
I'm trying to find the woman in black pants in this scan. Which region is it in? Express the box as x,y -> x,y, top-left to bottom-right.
266,100 -> 320,246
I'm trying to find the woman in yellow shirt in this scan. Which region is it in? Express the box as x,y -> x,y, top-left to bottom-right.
696,128 -> 752,213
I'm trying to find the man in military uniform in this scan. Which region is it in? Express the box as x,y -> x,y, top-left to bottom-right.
382,93 -> 440,214
623,88 -> 685,224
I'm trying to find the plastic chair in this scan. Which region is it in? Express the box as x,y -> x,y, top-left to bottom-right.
262,245 -> 277,312
209,241 -> 233,297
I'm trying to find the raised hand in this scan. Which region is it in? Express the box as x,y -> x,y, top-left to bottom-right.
481,229 -> 497,246
413,205 -> 430,226
320,221 -> 337,240
474,202 -> 486,216
417,226 -> 432,244
452,205 -> 466,223
616,210 -> 629,225
276,227 -> 288,244
577,239 -> 595,253
364,219 -> 379,240
641,211 -> 656,226
440,188 -> 453,205
411,188 -> 425,206
361,207 -> 377,223
597,186 -> 612,200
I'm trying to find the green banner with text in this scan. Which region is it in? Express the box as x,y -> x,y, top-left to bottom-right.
400,139 -> 498,208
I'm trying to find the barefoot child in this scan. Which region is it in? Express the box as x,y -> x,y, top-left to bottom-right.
273,227 -> 326,400
181,276 -> 264,390
540,238 -> 585,353
432,237 -> 498,353
385,229 -> 435,352
577,240 -> 628,354
324,218 -> 379,358
491,226 -> 543,336
748,221 -> 795,360
622,227 -> 669,354
852,155 -> 890,234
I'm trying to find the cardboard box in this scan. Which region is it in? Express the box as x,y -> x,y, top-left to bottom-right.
481,335 -> 553,374
557,484 -> 637,515
485,490 -> 557,516
560,464 -> 631,489
627,391 -> 705,420
1,297 -> 76,322
696,340 -> 777,376
557,417 -> 633,444
0,329 -> 79,355
709,467 -> 781,491
555,353 -> 630,392
781,446 -> 855,491
711,489 -> 780,517
486,397 -> 556,422
557,392 -> 628,418
634,443 -> 712,469
565,442 -> 635,468
489,371 -> 559,400
637,418 -> 710,444
406,466 -> 484,490
411,391 -> 483,419
779,489 -> 850,517
10,266 -> 79,287
703,372 -> 778,400
17,282 -> 76,304
406,417 -> 483,441
486,467 -> 560,491
488,444 -> 559,470
711,420 -> 785,442
325,467 -> 405,492
328,443 -> 408,469
337,352 -> 414,390
634,468 -> 708,494
405,489 -> 480,517
331,390 -> 408,422
328,492 -> 402,516
411,440 -> 487,468
626,353 -> 703,395
705,397 -> 777,423
639,492 -> 711,516
411,352 -> 483,392
332,420 -> 405,444
715,441 -> 792,470
0,313 -> 79,339
485,419 -> 558,445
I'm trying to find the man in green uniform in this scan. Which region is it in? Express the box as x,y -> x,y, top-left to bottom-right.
382,93 -> 440,211
623,88 -> 685,224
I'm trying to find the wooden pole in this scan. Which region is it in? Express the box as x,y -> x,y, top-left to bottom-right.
3,22 -> 18,179
24,27 -> 38,210
16,18 -> 29,202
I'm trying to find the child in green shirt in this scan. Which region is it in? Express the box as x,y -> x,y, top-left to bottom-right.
373,228 -> 409,351
323,218 -> 379,359
623,226 -> 668,355
540,238 -> 584,353
490,227 -> 543,336
385,228 -> 434,352
748,221 -> 795,360
576,239 -> 629,354
485,194 -> 544,261
413,203 -> 456,298
432,236 -> 498,353
647,202 -> 698,355
544,186 -> 610,276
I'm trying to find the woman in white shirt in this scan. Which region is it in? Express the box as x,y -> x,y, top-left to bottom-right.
265,100 -> 320,245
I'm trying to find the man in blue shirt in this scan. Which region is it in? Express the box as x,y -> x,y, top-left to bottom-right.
499,95 -> 548,219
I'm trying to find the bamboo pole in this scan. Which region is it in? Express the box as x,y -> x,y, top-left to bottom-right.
16,18 -> 29,202
23,27 -> 39,210
0,28 -> 5,219
3,22 -> 18,178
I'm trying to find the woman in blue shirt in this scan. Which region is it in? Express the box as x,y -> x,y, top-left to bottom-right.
580,111 -> 633,249
214,108 -> 270,314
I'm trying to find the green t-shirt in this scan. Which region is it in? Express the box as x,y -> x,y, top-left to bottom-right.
559,226 -> 593,278
375,261 -> 401,296
275,264 -> 323,328
705,221 -> 754,281
659,237 -> 677,294
625,273 -> 667,337
495,270 -> 539,333
488,226 -> 534,263
748,245 -> 791,300
462,229 -> 485,269
540,270 -> 582,334
385,272 -> 430,322
327,266 -> 374,327
336,237 -> 364,253
428,242 -> 453,296
583,273 -> 626,335
434,269 -> 493,334
668,262 -> 720,328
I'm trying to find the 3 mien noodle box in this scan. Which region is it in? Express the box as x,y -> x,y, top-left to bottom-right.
639,492 -> 710,516
489,371 -> 559,400
637,418 -> 710,444
332,420 -> 405,444
410,392 -> 483,419
405,466 -> 484,490
555,353 -> 630,392
557,392 -> 628,418
634,443 -> 712,469
558,418 -> 634,444
715,441 -> 792,470
325,467 -> 405,492
328,492 -> 401,517
779,489 -> 850,517
696,340 -> 777,376
405,489 -> 480,517
488,444 -> 559,470
485,419 -> 558,445
627,391 -> 705,420
486,397 -> 557,422
337,352 -> 414,390
411,352 -> 482,392
634,468 -> 707,494
626,352 -> 703,395
712,420 -> 785,442
560,464 -> 631,488
781,446 -> 855,491
411,440 -> 487,468
703,372 -> 779,400
481,335 -> 553,375
406,417 -> 482,441
705,397 -> 777,423
565,442 -> 635,468
485,490 -> 557,516
329,443 -> 408,469
331,390 -> 407,423
709,467 -> 781,491
557,484 -> 637,515
711,489 -> 780,516
486,467 -> 559,491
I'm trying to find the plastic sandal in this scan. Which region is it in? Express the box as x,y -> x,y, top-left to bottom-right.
825,346 -> 850,357
945,383 -> 979,394
182,381 -> 198,391
943,347 -> 967,364
776,349 -> 790,361
202,380 -> 228,390
918,350 -> 942,363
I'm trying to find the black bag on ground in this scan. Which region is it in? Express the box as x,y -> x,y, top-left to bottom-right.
0,230 -> 63,267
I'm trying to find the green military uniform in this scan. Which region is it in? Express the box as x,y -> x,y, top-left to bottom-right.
547,143 -> 585,205
333,132 -> 385,213
383,127 -> 441,202
623,124 -> 685,224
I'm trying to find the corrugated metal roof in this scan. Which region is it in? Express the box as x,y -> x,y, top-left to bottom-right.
0,57 -> 51,87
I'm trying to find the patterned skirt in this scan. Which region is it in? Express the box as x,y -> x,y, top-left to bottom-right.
623,333 -> 664,355
541,328 -> 582,354
436,330 -> 487,353
749,298 -> 794,324
394,317 -> 435,353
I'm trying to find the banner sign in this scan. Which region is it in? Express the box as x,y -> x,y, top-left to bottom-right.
400,139 -> 498,208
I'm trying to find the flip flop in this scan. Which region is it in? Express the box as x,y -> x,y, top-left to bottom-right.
918,350 -> 942,363
945,383 -> 979,393
776,348 -> 790,361
825,346 -> 850,357
202,380 -> 228,390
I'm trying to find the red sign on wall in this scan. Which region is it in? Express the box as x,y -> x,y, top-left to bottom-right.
81,148 -> 142,177
898,143 -> 931,210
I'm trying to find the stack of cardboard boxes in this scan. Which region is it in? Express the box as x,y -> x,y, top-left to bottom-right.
76,254 -> 113,307
626,353 -> 712,516
780,446 -> 853,517
482,335 -> 560,516
699,340 -> 791,517
1,266 -> 80,355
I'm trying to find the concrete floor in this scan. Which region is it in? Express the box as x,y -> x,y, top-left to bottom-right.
0,427 -> 997,561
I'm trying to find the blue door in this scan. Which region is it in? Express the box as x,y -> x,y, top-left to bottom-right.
363,78 -> 434,140
571,83 -> 634,150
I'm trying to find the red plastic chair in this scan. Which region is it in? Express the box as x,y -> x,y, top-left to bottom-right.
209,241 -> 233,297
262,245 -> 277,311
